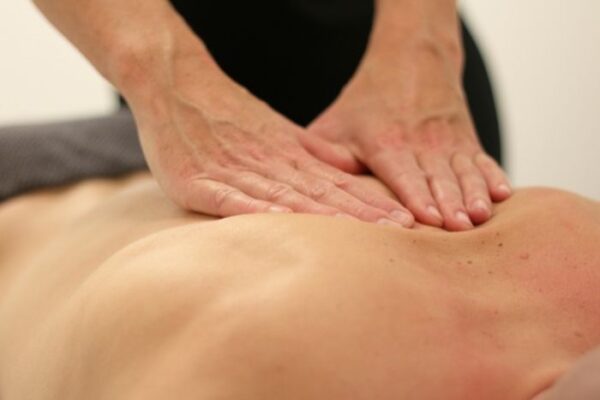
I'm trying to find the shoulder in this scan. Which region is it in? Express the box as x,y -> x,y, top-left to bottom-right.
494,186 -> 600,231
507,186 -> 597,207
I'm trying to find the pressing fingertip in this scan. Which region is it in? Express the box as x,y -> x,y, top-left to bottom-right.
377,218 -> 405,228
425,205 -> 444,226
390,210 -> 415,227
494,184 -> 512,201
468,199 -> 492,224
455,211 -> 474,229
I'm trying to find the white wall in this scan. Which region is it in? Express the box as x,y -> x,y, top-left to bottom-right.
1,1 -> 599,199
460,0 -> 600,199
0,1 -> 114,123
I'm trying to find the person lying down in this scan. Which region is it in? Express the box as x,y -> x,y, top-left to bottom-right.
0,171 -> 599,399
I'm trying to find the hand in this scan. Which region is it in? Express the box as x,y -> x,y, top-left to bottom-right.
132,75 -> 414,226
300,44 -> 511,231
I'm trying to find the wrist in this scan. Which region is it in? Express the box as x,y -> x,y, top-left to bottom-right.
368,0 -> 464,71
365,31 -> 464,77
109,14 -> 221,110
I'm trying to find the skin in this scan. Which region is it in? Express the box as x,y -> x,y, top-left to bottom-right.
0,173 -> 598,399
534,347 -> 600,399
31,0 -> 511,230
302,0 -> 512,230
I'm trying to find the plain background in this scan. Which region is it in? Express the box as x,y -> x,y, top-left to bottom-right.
0,1 -> 598,199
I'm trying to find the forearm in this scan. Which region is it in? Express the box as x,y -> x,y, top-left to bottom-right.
32,0 -> 222,107
369,0 -> 463,70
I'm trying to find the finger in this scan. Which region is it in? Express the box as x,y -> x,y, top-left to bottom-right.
182,178 -> 293,217
366,150 -> 443,227
300,159 -> 414,227
268,163 -> 407,227
223,171 -> 350,217
298,130 -> 364,174
451,153 -> 492,225
419,153 -> 473,231
474,153 -> 512,202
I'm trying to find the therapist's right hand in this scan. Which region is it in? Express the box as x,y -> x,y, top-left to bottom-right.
131,74 -> 414,227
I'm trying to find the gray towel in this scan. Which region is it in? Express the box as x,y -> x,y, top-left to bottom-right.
0,109 -> 148,201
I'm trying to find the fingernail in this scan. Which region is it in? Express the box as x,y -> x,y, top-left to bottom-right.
427,205 -> 443,221
472,199 -> 490,214
377,218 -> 403,227
390,210 -> 414,227
268,205 -> 292,213
455,211 -> 473,227
497,184 -> 512,196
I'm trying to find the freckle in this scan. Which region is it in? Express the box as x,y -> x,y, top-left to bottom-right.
519,253 -> 530,260
467,260 -> 473,265
487,270 -> 494,275
498,243 -> 504,248
412,239 -> 417,244
480,241 -> 485,245
493,310 -> 499,315
388,258 -> 394,263
574,331 -> 583,338
495,232 -> 500,237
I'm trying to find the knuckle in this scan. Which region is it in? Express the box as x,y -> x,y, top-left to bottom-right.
432,180 -> 461,200
395,170 -> 428,185
478,162 -> 495,174
455,170 -> 476,182
451,153 -> 473,173
436,172 -> 459,187
373,126 -> 407,149
308,181 -> 334,201
464,184 -> 487,199
353,206 -> 384,221
475,152 -> 497,169
287,153 -> 314,171
473,175 -> 489,188
246,198 -> 270,213
439,193 -> 465,210
332,173 -> 352,189
265,183 -> 293,202
212,187 -> 237,211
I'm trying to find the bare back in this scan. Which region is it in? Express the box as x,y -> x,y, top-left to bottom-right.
0,173 -> 599,399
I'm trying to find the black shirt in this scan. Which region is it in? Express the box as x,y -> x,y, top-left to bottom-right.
171,0 -> 373,125
162,1 -> 502,163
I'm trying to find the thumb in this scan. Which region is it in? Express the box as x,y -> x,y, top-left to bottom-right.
298,129 -> 364,174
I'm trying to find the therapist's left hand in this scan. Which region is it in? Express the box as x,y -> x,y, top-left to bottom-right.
300,42 -> 511,231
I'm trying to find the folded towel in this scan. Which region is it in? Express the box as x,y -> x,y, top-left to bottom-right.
0,109 -> 147,201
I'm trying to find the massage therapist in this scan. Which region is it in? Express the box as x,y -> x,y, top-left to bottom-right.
32,0 -> 511,231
